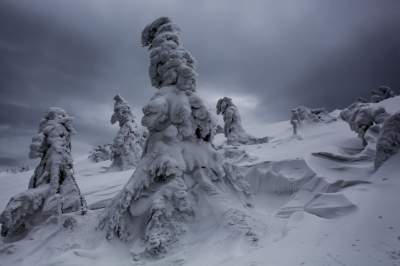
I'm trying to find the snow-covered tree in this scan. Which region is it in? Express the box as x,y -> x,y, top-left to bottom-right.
290,106 -> 336,136
98,17 -> 253,257
340,102 -> 389,146
88,144 -> 113,162
375,112 -> 400,169
216,97 -> 268,145
110,94 -> 146,170
0,107 -> 86,238
370,86 -> 397,103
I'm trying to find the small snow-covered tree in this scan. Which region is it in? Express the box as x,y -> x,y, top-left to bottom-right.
290,106 -> 336,136
110,94 -> 146,170
216,97 -> 268,145
0,108 -> 86,238
375,112 -> 400,169
88,144 -> 113,162
99,17 -> 253,257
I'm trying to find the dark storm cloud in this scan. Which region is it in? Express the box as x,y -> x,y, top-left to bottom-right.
0,0 -> 399,166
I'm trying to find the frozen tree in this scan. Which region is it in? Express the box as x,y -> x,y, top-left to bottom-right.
290,106 -> 336,136
110,94 -> 146,170
340,102 -> 389,146
370,85 -> 397,103
99,17 -> 253,257
375,112 -> 400,169
0,108 -> 86,238
216,97 -> 268,145
88,144 -> 113,162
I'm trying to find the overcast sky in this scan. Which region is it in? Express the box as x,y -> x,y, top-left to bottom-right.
0,0 -> 399,167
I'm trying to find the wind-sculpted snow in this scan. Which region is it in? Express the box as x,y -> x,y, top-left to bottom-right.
375,112 -> 400,169
216,97 -> 268,145
242,159 -> 367,219
290,106 -> 336,135
110,94 -> 147,170
0,108 -> 86,239
98,17 -> 255,258
88,144 -> 112,163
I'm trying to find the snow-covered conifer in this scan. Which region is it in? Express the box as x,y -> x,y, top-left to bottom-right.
216,97 -> 268,145
110,94 -> 146,170
290,106 -> 336,135
0,108 -> 86,238
88,144 -> 113,162
375,112 -> 400,169
99,17 -> 253,257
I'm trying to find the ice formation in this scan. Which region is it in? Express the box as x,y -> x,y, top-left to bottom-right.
216,97 -> 268,145
370,86 -> 397,103
375,112 -> 400,169
290,106 -> 336,135
88,144 -> 113,162
110,94 -> 147,170
0,108 -> 86,239
98,17 -> 254,257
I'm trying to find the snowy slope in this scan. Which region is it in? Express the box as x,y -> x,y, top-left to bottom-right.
1,96 -> 400,266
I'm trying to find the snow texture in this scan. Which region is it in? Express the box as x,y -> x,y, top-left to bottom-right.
216,97 -> 268,145
375,111 -> 400,169
99,17 -> 253,257
290,106 -> 336,135
88,144 -> 112,163
110,94 -> 147,170
0,107 -> 86,239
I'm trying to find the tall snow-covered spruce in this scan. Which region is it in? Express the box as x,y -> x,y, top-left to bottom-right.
216,97 -> 268,145
110,94 -> 146,170
0,108 -> 86,238
98,17 -> 254,257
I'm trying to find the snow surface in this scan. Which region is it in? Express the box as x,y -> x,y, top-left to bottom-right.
1,96 -> 400,266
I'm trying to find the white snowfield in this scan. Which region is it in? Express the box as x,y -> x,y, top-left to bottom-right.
1,96 -> 400,266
